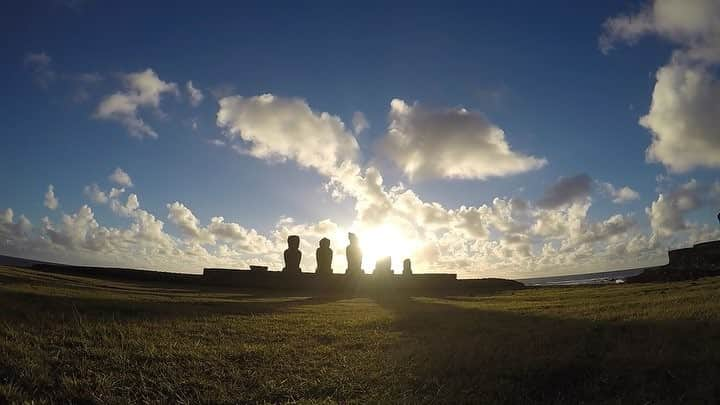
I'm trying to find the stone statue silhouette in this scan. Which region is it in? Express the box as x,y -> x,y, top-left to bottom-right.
316,237 -> 333,276
403,258 -> 412,276
283,235 -> 302,274
374,256 -> 392,276
346,232 -> 363,275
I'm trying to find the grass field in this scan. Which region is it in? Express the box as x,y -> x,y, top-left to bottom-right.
1,265 -> 720,404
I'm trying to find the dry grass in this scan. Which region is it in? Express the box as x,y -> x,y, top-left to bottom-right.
1,265 -> 719,404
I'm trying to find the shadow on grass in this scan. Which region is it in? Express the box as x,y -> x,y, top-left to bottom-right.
373,294 -> 720,404
0,289 -> 351,323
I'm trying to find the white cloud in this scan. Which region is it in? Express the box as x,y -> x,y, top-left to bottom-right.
352,111 -> 369,134
186,81 -> 204,107
207,216 -> 273,253
601,1 -> 720,172
83,183 -> 108,204
165,201 -> 272,253
599,0 -> 720,60
110,193 -> 139,217
640,61 -> 720,172
109,167 -> 133,187
600,182 -> 640,203
95,69 -> 178,138
167,202 -> 207,241
646,179 -> 720,237
0,208 -> 32,241
646,193 -> 686,237
44,185 -> 58,210
217,94 -> 359,176
108,187 -> 125,199
382,99 -> 546,180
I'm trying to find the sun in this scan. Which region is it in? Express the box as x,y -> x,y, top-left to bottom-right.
358,224 -> 418,273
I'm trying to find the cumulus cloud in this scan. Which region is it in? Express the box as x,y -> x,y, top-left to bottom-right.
83,183 -> 108,204
109,167 -> 133,187
95,69 -> 178,138
382,99 -> 546,180
44,185 -> 59,210
110,193 -> 140,217
352,111 -> 369,134
536,174 -> 592,209
599,0 -> 720,59
645,179 -> 720,237
601,1 -> 720,172
167,202 -> 207,241
0,208 -> 32,241
641,61 -> 720,172
108,187 -> 125,199
186,81 -> 204,107
600,182 -> 640,203
217,94 -> 359,175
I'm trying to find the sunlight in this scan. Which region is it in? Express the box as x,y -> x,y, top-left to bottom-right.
358,224 -> 419,273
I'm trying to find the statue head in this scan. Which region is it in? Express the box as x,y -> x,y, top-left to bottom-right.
403,258 -> 412,271
319,237 -> 330,249
348,232 -> 358,245
287,235 -> 300,250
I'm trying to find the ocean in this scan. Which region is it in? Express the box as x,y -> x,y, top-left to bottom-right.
515,268 -> 645,286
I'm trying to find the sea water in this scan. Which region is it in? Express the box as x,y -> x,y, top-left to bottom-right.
515,268 -> 644,286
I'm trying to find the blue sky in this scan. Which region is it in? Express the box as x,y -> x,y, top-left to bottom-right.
2,0 -> 719,277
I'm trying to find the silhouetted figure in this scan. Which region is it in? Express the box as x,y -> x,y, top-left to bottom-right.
374,256 -> 392,276
346,232 -> 363,275
316,237 -> 333,276
402,258 -> 412,276
283,235 -> 302,274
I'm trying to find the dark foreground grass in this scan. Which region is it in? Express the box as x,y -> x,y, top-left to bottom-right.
1,266 -> 720,404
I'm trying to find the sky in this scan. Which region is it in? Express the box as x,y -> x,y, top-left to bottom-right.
1,0 -> 719,278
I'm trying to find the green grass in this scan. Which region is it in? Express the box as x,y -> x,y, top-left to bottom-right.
1,265 -> 720,404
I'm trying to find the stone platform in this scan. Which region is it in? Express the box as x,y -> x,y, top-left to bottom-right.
668,240 -> 720,269
203,267 -> 523,293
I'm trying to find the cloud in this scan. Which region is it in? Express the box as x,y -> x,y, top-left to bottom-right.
83,183 -> 108,204
217,94 -> 360,175
641,61 -> 720,172
382,99 -> 546,180
601,1 -> 720,172
186,81 -> 204,107
600,182 -> 640,203
23,51 -> 56,88
646,179 -> 720,237
167,202 -> 207,241
0,208 -> 32,241
207,216 -> 273,253
352,111 -> 369,134
110,193 -> 140,217
599,0 -> 720,59
95,69 -> 178,138
108,187 -> 125,199
44,185 -> 59,210
108,167 -> 133,187
536,174 -> 592,209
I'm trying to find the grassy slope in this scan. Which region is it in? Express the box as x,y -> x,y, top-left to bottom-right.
1,265 -> 719,404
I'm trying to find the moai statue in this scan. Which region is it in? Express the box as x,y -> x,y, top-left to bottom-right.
346,232 -> 363,275
374,256 -> 392,276
316,237 -> 333,276
402,258 -> 412,276
283,235 -> 302,274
